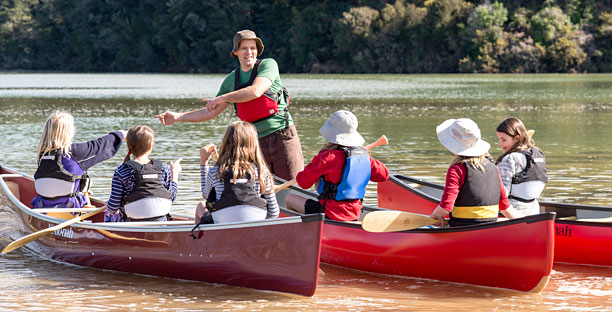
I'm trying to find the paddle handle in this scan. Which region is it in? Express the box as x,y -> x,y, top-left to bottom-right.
84,192 -> 95,208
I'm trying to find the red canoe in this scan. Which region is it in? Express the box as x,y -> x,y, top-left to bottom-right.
0,165 -> 323,296
378,173 -> 612,268
275,179 -> 555,293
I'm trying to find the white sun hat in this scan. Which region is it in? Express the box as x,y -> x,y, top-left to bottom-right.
436,118 -> 490,156
319,110 -> 365,147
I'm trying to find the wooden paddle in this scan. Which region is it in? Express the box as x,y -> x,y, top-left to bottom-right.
1,205 -> 106,254
361,210 -> 440,233
527,129 -> 535,138
274,135 -> 389,193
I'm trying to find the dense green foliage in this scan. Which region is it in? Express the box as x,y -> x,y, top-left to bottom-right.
1,0 -> 611,73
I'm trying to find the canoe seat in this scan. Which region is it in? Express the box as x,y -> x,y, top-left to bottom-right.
5,181 -> 20,201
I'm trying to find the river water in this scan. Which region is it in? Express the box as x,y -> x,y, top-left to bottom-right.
1,73 -> 612,311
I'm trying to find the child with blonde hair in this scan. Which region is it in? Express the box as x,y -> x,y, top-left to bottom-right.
195,121 -> 278,224
430,118 -> 522,227
106,125 -> 181,222
32,111 -> 124,208
496,117 -> 547,215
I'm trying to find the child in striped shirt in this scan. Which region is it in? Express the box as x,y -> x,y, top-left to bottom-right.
105,125 -> 182,222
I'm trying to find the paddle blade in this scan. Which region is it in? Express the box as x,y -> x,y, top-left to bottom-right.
1,206 -> 106,254
527,130 -> 535,138
364,135 -> 388,151
361,210 -> 438,233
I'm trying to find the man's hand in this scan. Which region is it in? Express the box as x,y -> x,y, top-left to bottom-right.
154,111 -> 182,125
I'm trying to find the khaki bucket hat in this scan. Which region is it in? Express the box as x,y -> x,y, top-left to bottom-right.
230,30 -> 264,58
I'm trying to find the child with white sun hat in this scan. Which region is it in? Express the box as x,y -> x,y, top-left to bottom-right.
284,110 -> 389,221
430,118 -> 522,227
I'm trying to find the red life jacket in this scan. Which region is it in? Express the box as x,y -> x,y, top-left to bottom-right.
234,59 -> 289,124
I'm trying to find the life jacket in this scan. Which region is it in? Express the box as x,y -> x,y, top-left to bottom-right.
451,158 -> 500,223
317,147 -> 371,201
210,171 -> 267,212
234,59 -> 290,125
122,159 -> 173,219
34,150 -> 89,199
509,148 -> 547,202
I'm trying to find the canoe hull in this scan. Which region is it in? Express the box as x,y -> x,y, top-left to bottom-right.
0,166 -> 323,296
275,180 -> 554,293
319,215 -> 554,293
379,173 -> 612,268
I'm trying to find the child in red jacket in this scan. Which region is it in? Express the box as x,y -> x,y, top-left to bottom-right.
285,110 -> 389,221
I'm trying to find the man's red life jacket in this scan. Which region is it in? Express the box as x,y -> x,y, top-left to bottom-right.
233,60 -> 289,123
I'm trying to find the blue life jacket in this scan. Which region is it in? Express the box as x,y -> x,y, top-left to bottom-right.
317,147 -> 371,201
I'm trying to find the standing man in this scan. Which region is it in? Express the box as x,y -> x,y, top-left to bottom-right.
155,30 -> 304,180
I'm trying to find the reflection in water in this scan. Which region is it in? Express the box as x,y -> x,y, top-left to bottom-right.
1,73 -> 612,310
2,253 -> 612,311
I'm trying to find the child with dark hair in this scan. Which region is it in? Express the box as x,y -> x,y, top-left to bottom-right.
496,117 -> 547,215
105,125 -> 181,222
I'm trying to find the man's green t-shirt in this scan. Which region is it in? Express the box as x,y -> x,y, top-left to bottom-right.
216,58 -> 293,138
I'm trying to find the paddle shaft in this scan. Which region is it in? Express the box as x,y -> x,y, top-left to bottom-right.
1,206 -> 106,254
274,135 -> 389,193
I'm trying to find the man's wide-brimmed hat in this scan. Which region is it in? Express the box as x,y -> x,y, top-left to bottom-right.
436,118 -> 490,157
319,110 -> 365,147
230,30 -> 264,58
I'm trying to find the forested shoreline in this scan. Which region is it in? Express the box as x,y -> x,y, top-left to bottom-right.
1,0 -> 611,73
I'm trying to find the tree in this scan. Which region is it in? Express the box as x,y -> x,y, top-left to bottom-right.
459,1 -> 508,73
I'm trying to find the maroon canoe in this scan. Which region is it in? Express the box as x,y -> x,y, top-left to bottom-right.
378,173 -> 612,268
0,165 -> 323,297
275,179 -> 555,293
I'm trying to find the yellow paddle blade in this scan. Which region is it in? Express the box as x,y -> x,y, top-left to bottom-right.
361,210 -> 438,233
1,206 -> 106,254
527,129 -> 535,137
